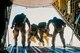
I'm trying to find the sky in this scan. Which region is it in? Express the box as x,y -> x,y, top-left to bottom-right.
6,4 -> 80,47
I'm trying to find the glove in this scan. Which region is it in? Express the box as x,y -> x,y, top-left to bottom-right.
29,27 -> 32,32
47,28 -> 50,32
40,39 -> 44,42
11,26 -> 13,29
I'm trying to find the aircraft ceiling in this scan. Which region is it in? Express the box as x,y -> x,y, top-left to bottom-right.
13,0 -> 56,7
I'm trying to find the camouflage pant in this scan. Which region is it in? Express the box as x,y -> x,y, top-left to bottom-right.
52,28 -> 65,48
27,30 -> 40,47
38,28 -> 49,46
13,24 -> 26,47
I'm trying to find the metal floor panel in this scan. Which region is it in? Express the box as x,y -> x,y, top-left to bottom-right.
8,46 -> 80,53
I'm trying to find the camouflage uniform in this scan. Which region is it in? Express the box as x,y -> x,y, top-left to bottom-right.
47,17 -> 66,48
11,13 -> 30,47
0,0 -> 12,52
38,22 -> 49,46
28,24 -> 40,47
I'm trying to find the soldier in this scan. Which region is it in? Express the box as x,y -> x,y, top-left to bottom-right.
11,13 -> 30,48
38,22 -> 49,46
0,0 -> 12,52
47,17 -> 66,49
28,24 -> 41,47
